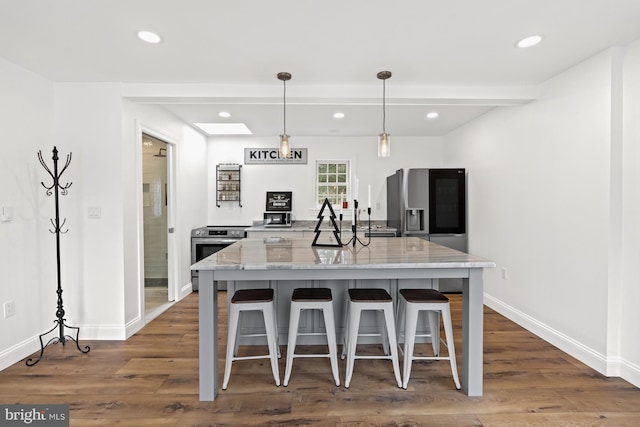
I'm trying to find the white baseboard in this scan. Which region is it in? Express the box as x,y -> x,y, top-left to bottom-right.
619,358 -> 640,389
484,293 -> 640,388
180,283 -> 193,300
79,324 -> 127,340
0,336 -> 42,371
125,314 -> 145,339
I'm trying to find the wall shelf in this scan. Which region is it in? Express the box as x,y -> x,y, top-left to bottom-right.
216,164 -> 242,207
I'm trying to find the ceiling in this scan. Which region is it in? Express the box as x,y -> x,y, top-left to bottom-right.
3,0 -> 640,137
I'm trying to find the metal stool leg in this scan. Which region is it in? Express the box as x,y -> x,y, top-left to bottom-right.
381,303 -> 402,388
222,304 -> 240,390
262,305 -> 281,386
283,303 -> 301,386
323,303 -> 341,386
344,303 -> 361,388
441,305 -> 461,390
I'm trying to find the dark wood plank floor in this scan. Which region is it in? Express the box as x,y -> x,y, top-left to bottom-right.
1,292 -> 639,426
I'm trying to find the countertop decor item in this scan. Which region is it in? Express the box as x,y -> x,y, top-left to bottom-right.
342,199 -> 372,248
312,198 -> 342,247
27,147 -> 90,366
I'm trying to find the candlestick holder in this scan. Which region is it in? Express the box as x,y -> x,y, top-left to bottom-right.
341,200 -> 371,247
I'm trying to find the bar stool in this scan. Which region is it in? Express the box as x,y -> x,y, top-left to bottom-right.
222,288 -> 280,390
397,288 -> 460,390
341,288 -> 402,388
283,288 -> 340,387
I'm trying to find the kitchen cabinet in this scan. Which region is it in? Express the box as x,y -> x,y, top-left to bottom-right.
216,164 -> 241,207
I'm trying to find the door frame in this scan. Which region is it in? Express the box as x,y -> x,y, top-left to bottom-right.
135,123 -> 179,319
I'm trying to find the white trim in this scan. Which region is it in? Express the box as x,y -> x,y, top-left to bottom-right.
135,122 -> 181,325
0,337 -> 41,371
315,159 -> 350,208
484,293 -> 608,374
125,313 -> 145,339
485,293 -> 640,388
76,324 -> 126,340
619,358 -> 640,389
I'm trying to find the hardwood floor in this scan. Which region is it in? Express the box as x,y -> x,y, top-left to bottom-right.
1,292 -> 639,426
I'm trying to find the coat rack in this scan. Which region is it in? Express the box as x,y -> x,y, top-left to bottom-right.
26,147 -> 90,366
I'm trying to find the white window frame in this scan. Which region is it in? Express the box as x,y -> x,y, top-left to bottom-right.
315,159 -> 350,208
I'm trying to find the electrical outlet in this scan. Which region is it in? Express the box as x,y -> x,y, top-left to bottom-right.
501,268 -> 508,280
3,300 -> 16,318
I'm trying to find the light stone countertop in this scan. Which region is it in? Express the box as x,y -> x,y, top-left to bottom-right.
246,220 -> 396,233
192,236 -> 495,271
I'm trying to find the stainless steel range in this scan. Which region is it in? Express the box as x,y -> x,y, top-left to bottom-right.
191,225 -> 248,290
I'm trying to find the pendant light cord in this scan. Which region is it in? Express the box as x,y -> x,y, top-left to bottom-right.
283,79 -> 287,135
382,78 -> 386,134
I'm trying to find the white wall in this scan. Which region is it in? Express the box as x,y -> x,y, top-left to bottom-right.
621,39 -> 640,387
52,83 -> 126,340
445,47 -> 640,387
207,136 -> 445,225
0,58 -> 55,368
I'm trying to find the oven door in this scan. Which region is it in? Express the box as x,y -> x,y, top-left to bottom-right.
191,238 -> 239,290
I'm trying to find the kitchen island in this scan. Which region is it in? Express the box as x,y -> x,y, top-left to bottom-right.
193,236 -> 495,401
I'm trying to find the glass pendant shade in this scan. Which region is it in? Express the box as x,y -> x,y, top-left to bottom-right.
378,133 -> 390,157
279,134 -> 290,158
277,72 -> 292,159
377,70 -> 392,158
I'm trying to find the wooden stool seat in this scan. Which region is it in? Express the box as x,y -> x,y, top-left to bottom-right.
348,288 -> 392,302
231,288 -> 274,303
400,288 -> 449,303
291,287 -> 332,302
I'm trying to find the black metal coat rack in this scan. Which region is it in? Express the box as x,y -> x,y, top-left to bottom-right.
26,147 -> 90,366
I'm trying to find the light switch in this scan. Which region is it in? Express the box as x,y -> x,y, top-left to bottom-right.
1,205 -> 13,222
88,206 -> 101,219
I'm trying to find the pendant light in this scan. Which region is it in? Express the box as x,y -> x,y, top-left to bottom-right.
377,71 -> 392,157
278,72 -> 292,158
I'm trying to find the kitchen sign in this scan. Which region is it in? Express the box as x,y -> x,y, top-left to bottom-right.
244,148 -> 307,164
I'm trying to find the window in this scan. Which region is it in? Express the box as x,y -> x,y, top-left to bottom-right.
316,160 -> 349,207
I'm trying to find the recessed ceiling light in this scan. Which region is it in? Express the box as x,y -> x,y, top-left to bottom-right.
516,35 -> 543,48
218,111 -> 231,118
333,112 -> 345,119
426,112 -> 439,119
137,31 -> 162,44
193,123 -> 253,135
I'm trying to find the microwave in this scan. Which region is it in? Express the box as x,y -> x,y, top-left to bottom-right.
263,211 -> 291,227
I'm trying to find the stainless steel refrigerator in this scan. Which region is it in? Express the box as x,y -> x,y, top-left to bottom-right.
387,168 -> 467,292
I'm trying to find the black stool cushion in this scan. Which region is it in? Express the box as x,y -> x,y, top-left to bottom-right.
291,287 -> 332,301
348,288 -> 392,302
400,288 -> 449,303
231,288 -> 274,303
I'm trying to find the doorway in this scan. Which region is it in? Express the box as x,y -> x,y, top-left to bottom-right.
141,133 -> 173,320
